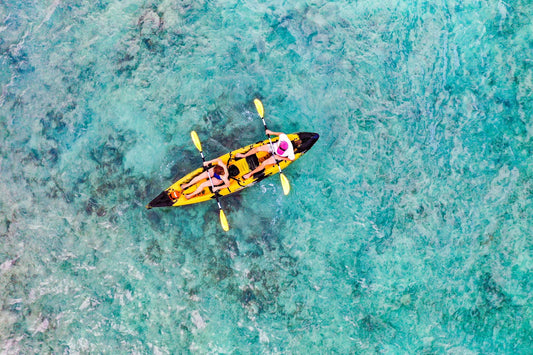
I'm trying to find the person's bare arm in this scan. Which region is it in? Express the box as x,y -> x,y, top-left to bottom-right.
266,129 -> 283,136
204,158 -> 224,167
213,176 -> 231,192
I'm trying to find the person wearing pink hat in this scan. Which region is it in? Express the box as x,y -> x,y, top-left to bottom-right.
236,129 -> 295,180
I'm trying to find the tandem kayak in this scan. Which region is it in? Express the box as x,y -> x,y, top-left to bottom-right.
146,132 -> 319,209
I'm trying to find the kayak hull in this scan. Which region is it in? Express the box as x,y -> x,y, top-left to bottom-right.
146,132 -> 319,208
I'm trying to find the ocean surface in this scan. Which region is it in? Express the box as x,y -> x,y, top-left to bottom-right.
1,0 -> 532,353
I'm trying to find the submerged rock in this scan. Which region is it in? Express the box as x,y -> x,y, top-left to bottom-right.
138,9 -> 163,38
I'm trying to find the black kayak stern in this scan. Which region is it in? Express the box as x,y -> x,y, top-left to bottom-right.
146,190 -> 174,209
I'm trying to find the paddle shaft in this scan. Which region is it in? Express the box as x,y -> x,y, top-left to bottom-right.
260,120 -> 284,175
190,130 -> 229,231
253,98 -> 290,195
199,152 -> 224,210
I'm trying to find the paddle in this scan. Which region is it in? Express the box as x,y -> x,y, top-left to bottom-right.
253,98 -> 291,195
191,131 -> 230,232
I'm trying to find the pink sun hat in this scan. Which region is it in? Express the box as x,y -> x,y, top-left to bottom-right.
275,134 -> 295,160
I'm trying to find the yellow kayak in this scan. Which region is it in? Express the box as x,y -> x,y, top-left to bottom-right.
146,132 -> 319,208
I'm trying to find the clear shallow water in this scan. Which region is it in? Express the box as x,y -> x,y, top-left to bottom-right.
1,0 -> 532,353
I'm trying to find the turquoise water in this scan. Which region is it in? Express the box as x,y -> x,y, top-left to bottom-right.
1,0 -> 532,353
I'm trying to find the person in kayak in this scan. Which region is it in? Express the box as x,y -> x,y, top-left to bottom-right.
236,129 -> 295,180
181,158 -> 230,199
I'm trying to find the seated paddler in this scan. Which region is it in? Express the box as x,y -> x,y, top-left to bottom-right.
236,129 -> 295,180
181,158 -> 230,199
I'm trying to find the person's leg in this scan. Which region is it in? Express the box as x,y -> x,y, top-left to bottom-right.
181,171 -> 208,190
243,156 -> 277,179
236,145 -> 270,158
184,181 -> 211,199
236,147 -> 259,158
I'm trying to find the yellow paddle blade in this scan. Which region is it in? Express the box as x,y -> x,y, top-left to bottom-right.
253,98 -> 264,118
191,131 -> 202,152
219,209 -> 229,231
280,173 -> 290,195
